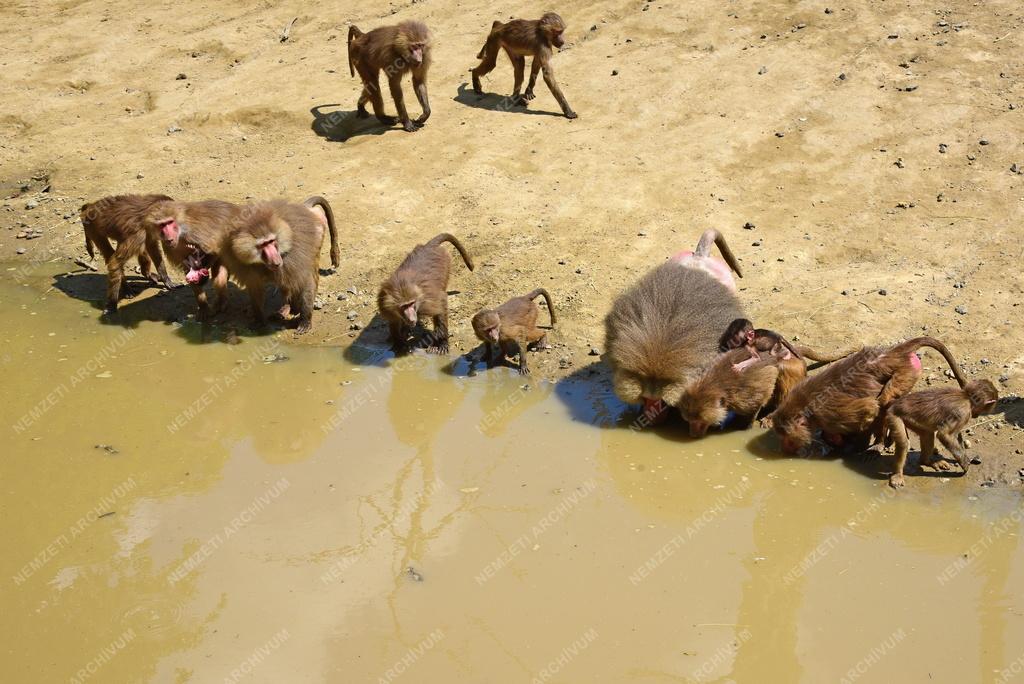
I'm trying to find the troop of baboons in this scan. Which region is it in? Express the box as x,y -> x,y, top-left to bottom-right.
75,14 -> 999,489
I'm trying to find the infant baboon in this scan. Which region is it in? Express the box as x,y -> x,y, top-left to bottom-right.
472,288 -> 556,374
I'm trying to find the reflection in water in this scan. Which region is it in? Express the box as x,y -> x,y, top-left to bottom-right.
2,270 -> 1023,683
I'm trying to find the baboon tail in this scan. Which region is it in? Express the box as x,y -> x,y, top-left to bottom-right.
348,25 -> 363,77
796,345 -> 855,363
302,196 -> 339,268
694,228 -> 743,278
894,336 -> 968,388
525,288 -> 556,325
427,233 -> 474,271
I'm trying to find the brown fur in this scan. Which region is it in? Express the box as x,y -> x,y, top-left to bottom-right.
604,230 -> 745,420
348,21 -> 432,131
471,12 -> 577,119
773,356 -> 808,406
378,233 -> 474,354
883,379 -> 998,487
80,194 -> 174,313
769,336 -> 968,455
678,349 -> 782,437
143,199 -> 246,319
471,288 -> 556,374
219,197 -> 340,333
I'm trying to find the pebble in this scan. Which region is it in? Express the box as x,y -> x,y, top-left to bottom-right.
758,66 -> 767,75
137,172 -> 145,179
611,70 -> 618,76
743,222 -> 755,230
878,289 -> 887,296
978,138 -> 989,146
774,131 -> 785,138
1011,163 -> 1022,175
346,311 -> 358,320
16,248 -> 26,255
176,73 -> 187,80
168,124 -> 182,133
25,200 -> 38,209
955,305 -> 967,315
589,347 -> 600,356
838,72 -> 846,81
938,143 -> 948,153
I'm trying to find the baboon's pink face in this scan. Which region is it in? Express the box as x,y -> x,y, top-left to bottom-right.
408,43 -> 425,65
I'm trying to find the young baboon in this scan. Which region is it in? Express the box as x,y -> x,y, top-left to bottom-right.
769,336 -> 968,455
219,196 -> 340,333
604,229 -> 744,423
719,318 -> 802,372
678,349 -> 783,437
471,13 -> 577,119
883,379 -> 998,487
348,21 -> 431,132
471,288 -> 556,374
80,194 -> 174,313
719,317 -> 850,371
378,233 -> 474,354
144,199 -> 246,319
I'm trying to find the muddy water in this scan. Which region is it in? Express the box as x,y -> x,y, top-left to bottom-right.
2,272 -> 1023,684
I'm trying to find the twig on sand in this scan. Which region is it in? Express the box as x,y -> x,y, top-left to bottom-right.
280,17 -> 298,43
74,257 -> 98,272
857,300 -> 875,314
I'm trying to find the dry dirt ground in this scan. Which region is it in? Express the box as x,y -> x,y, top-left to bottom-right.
1,0 -> 1022,484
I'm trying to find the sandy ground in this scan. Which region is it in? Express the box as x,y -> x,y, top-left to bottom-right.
1,0 -> 1022,483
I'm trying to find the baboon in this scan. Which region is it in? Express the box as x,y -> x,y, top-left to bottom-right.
883,380 -> 998,487
678,349 -> 783,437
219,196 -> 340,333
719,318 -> 801,368
769,337 -> 968,456
144,199 -> 245,320
719,318 -> 850,371
604,229 -> 744,424
80,194 -> 174,313
348,21 -> 431,132
471,288 -> 556,374
471,13 -> 577,119
378,233 -> 474,354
